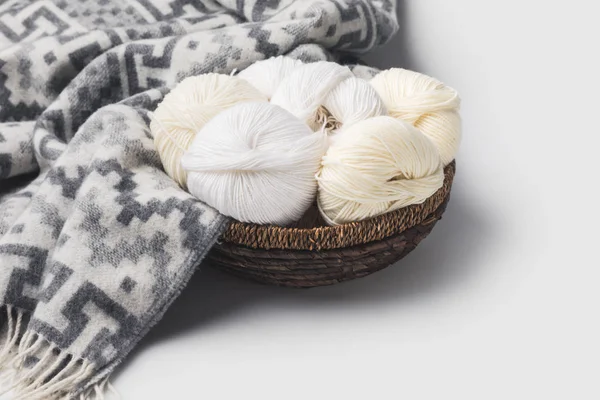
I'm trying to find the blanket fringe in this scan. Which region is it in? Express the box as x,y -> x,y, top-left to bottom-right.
0,329 -> 95,399
0,308 -> 118,399
0,305 -> 25,368
74,377 -> 120,400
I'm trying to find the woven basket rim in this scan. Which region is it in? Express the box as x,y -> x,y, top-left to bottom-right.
221,161 -> 456,251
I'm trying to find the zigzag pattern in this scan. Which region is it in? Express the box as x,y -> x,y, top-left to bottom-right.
81,197 -> 172,269
93,158 -> 210,250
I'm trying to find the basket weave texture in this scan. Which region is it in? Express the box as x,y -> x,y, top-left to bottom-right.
208,162 -> 455,288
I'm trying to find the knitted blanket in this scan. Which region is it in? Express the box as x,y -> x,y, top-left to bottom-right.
0,0 -> 397,398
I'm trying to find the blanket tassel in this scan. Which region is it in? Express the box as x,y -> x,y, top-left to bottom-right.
0,329 -> 96,399
0,306 -> 26,376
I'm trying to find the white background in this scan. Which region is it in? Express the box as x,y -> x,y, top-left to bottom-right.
113,1 -> 600,399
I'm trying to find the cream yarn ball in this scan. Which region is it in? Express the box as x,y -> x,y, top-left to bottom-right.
370,68 -> 461,166
237,56 -> 304,98
150,73 -> 268,188
271,61 -> 386,132
181,102 -> 327,226
317,116 -> 444,225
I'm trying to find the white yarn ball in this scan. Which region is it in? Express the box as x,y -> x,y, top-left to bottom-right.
270,61 -> 354,130
181,102 -> 327,226
370,68 -> 461,166
322,77 -> 387,144
317,116 -> 444,225
150,73 -> 268,188
237,56 -> 304,98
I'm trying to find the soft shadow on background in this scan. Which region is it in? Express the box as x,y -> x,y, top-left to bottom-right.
362,1 -> 415,70
114,2 -> 494,377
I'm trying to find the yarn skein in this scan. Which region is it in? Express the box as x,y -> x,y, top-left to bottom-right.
370,68 -> 461,165
270,61 -> 354,131
321,77 -> 387,144
317,116 -> 444,225
150,73 -> 268,188
237,56 -> 304,99
181,102 -> 327,226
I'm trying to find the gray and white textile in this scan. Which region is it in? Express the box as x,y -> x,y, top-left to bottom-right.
0,0 -> 397,398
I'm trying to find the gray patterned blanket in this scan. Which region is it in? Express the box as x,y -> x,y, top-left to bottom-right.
0,0 -> 397,398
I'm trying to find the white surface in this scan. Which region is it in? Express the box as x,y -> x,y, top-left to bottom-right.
113,1 -> 600,399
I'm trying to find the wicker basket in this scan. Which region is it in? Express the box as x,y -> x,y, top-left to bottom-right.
207,162 -> 456,288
